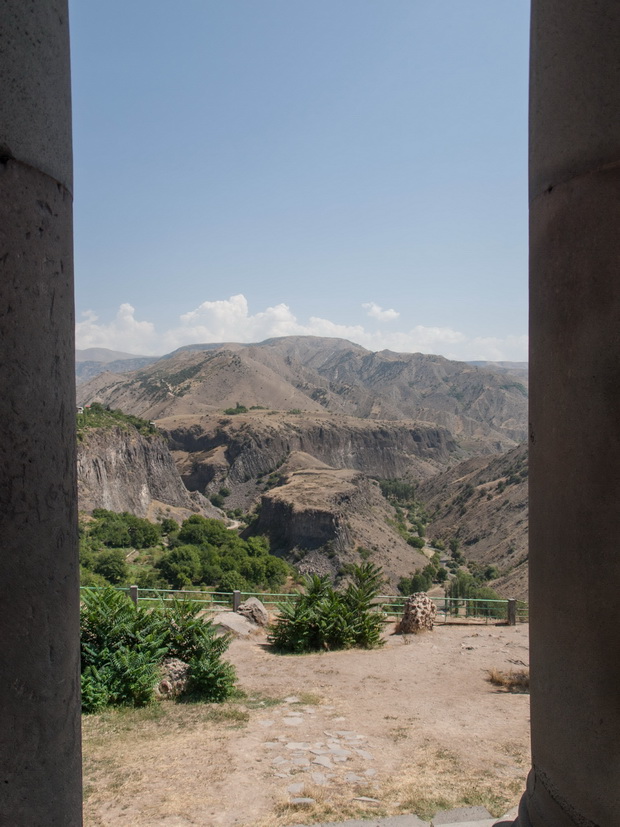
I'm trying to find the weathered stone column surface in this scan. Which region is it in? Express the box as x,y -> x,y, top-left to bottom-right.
0,2 -> 81,825
526,2 -> 620,825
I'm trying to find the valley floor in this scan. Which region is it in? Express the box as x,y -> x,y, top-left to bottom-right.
83,623 -> 530,827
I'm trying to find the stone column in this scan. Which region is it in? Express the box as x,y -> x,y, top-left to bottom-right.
523,2 -> 620,825
0,2 -> 82,825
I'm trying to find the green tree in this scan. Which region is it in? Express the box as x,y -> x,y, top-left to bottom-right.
94,549 -> 128,584
157,546 -> 201,588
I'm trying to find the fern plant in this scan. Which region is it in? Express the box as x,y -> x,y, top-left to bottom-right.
80,588 -> 236,712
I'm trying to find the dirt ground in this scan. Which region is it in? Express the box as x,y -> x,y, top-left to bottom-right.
83,622 -> 530,827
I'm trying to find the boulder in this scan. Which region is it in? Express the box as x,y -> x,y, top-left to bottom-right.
212,611 -> 259,638
156,657 -> 189,698
237,596 -> 269,626
396,592 -> 437,634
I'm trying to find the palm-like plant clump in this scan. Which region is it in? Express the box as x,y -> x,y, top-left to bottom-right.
268,563 -> 385,653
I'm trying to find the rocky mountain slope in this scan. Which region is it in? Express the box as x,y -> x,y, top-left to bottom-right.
162,410 -> 458,509
77,336 -> 527,452
417,445 -> 528,599
77,425 -> 217,521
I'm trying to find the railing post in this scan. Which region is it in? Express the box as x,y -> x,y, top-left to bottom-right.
507,598 -> 516,626
129,585 -> 139,608
232,590 -> 241,612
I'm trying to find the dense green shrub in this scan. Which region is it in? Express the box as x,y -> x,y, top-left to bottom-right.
160,517 -> 179,535
269,563 -> 385,654
80,511 -> 290,594
77,402 -> 156,439
160,516 -> 290,592
223,403 -> 248,415
398,557 -> 448,595
157,545 -> 202,588
80,588 -> 236,713
90,509 -> 161,549
93,549 -> 129,584
378,479 -> 417,504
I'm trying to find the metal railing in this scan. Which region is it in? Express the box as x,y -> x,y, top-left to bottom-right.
80,586 -> 528,624
377,594 -> 528,624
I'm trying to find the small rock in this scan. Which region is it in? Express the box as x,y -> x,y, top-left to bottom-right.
353,796 -> 380,804
284,696 -> 300,704
290,797 -> 315,806
156,658 -> 189,698
328,746 -> 351,755
354,749 -> 375,760
286,742 -> 310,750
310,772 -> 327,785
287,782 -> 305,795
345,773 -> 364,783
283,717 -> 304,726
312,755 -> 334,769
364,768 -> 377,777
431,805 -> 493,824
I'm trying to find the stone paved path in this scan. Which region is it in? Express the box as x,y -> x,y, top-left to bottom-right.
259,696 -> 381,804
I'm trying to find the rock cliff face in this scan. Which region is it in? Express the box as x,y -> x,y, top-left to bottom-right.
252,455 -> 428,589
77,426 -> 216,519
161,411 -> 458,508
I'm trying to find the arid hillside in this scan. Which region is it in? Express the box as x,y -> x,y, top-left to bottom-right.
418,445 -> 528,599
78,336 -> 528,452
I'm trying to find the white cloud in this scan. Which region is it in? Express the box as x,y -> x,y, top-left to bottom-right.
76,304 -> 158,353
362,302 -> 400,322
75,294 -> 528,362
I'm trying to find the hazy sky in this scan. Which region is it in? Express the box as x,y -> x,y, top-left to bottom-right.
70,1 -> 529,361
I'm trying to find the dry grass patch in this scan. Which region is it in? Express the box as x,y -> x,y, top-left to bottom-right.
382,747 -> 524,820
487,668 -> 530,693
252,782 -> 390,827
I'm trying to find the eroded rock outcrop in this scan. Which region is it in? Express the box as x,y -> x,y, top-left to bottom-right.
77,425 -> 216,519
252,456 -> 428,589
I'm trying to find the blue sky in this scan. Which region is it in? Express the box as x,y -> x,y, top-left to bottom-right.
70,1 -> 529,360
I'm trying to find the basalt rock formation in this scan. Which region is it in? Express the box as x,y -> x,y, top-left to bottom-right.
77,425 -> 216,520
252,453 -> 428,589
161,410 -> 458,509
